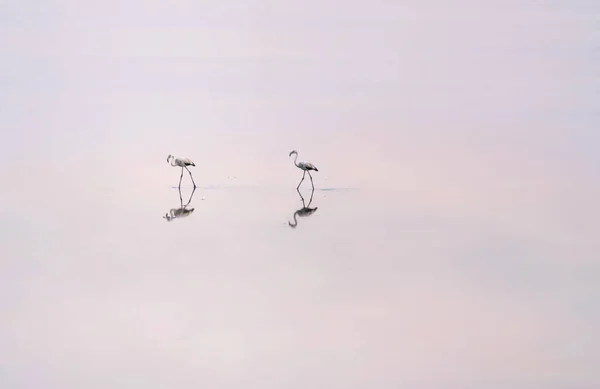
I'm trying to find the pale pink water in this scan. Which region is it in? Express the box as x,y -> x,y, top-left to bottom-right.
1,1 -> 599,388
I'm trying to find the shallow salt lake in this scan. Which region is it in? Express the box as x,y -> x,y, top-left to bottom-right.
1,173 -> 598,388
1,0 -> 599,387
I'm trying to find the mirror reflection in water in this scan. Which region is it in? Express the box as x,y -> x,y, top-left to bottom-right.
163,187 -> 196,222
288,188 -> 318,228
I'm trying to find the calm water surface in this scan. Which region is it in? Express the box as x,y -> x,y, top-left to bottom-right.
1,0 -> 599,388
1,171 -> 598,388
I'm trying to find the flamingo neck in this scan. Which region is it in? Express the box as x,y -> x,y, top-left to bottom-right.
293,153 -> 300,167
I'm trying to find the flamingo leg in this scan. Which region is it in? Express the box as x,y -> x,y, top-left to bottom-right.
179,167 -> 184,188
308,171 -> 314,189
296,187 -> 306,206
185,167 -> 197,188
297,171 -> 306,189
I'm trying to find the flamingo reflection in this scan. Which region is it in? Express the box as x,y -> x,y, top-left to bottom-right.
163,187 -> 196,222
288,188 -> 318,228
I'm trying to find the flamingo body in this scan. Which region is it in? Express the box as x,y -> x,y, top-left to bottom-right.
289,150 -> 318,189
167,154 -> 197,188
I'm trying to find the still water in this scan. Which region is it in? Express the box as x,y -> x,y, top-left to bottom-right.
1,0 -> 599,388
1,167 -> 598,388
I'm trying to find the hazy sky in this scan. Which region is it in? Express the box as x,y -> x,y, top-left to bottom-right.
1,0 -> 598,224
1,0 -> 598,177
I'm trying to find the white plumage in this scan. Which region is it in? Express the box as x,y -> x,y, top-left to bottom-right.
289,150 -> 318,189
167,154 -> 197,188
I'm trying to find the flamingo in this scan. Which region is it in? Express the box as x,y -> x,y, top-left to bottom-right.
167,154 -> 197,188
289,150 -> 318,189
